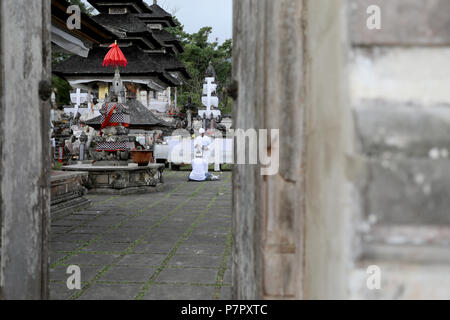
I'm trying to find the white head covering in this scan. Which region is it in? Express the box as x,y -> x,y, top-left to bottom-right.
199,128 -> 205,134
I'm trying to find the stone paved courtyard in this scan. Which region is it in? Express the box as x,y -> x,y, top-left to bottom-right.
49,171 -> 232,300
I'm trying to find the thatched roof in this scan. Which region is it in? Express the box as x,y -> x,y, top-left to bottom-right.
152,30 -> 184,53
53,1 -> 189,86
91,14 -> 163,50
88,0 -> 152,14
147,53 -> 191,80
149,3 -> 172,18
88,1 -> 176,27
93,13 -> 148,34
136,4 -> 177,27
52,46 -> 180,86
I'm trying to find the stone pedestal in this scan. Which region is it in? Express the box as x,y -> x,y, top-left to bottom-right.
92,160 -> 129,167
51,171 -> 91,215
62,163 -> 165,195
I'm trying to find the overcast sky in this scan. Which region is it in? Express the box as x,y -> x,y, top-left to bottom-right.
156,0 -> 232,43
83,0 -> 233,43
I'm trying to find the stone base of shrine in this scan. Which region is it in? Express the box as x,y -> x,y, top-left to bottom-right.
51,171 -> 91,215
61,163 -> 165,195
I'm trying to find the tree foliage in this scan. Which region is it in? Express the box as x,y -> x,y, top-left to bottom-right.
68,0 -> 95,16
169,18 -> 233,114
51,0 -> 94,107
52,75 -> 72,107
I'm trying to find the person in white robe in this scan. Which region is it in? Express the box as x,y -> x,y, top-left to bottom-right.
194,128 -> 211,172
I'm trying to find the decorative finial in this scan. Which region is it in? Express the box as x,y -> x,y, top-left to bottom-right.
205,62 -> 216,78
153,0 -> 157,5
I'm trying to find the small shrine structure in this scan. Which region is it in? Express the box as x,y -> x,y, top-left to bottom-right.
199,63 -> 223,132
63,42 -> 165,194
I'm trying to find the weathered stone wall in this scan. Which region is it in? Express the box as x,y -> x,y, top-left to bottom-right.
232,0 -> 305,300
348,0 -> 450,299
302,0 -> 354,299
232,0 -> 450,300
0,0 -> 51,299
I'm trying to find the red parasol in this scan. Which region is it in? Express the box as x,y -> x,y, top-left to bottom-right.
102,41 -> 127,68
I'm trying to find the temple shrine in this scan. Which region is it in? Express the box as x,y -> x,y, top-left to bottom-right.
62,39 -> 165,194
53,0 -> 189,112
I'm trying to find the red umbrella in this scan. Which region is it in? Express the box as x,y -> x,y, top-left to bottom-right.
102,41 -> 127,68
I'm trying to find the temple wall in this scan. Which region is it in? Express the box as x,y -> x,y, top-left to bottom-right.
302,0 -> 353,299
347,0 -> 450,299
231,0 -> 450,300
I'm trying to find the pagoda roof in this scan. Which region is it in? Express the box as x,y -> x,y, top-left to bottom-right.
151,30 -> 184,54
52,46 -> 180,87
149,3 -> 173,19
135,4 -> 177,27
92,14 -> 163,49
52,0 -> 115,45
85,99 -> 175,130
88,0 -> 152,14
147,53 -> 191,80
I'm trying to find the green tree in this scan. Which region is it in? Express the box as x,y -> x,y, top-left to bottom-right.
169,19 -> 233,114
52,75 -> 72,107
68,0 -> 95,16
52,53 -> 73,107
51,2 -> 93,107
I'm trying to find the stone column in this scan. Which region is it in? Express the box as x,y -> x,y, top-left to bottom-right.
0,0 -> 51,299
232,0 -> 308,300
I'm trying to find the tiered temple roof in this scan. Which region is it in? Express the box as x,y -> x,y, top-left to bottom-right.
52,46 -> 180,89
92,13 -> 163,51
136,3 -> 177,27
51,0 -> 116,57
88,0 -> 153,14
53,0 -> 189,89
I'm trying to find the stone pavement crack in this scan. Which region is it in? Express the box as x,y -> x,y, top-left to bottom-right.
134,173 -> 232,300
68,180 -> 207,300
213,228 -> 233,300
51,181 -> 188,269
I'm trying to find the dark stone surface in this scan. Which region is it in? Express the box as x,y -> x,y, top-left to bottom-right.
117,254 -> 167,267
169,255 -> 222,268
102,266 -> 155,282
49,171 -> 232,300
143,284 -> 216,300
155,268 -> 219,285
62,164 -> 165,195
65,254 -> 120,266
82,242 -> 131,253
80,284 -> 143,300
50,283 -> 79,300
176,244 -> 226,256
132,241 -> 176,254
50,265 -> 103,282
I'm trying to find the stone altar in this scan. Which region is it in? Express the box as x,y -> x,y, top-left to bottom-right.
61,43 -> 165,195
62,163 -> 165,195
